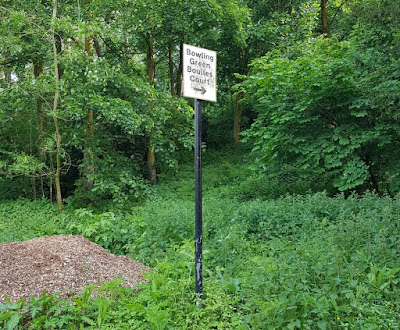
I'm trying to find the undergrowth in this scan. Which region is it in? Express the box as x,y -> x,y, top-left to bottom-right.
1,151 -> 400,329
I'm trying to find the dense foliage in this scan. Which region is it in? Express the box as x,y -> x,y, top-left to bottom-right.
1,0 -> 399,201
241,0 -> 400,194
1,154 -> 400,328
1,0 -> 400,328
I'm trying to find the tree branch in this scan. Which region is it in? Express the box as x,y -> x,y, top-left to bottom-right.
331,0 -> 348,26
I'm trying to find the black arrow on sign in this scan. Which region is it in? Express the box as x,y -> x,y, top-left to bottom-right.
194,87 -> 206,95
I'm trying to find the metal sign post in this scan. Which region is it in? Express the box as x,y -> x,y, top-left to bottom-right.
194,98 -> 203,306
182,43 -> 216,307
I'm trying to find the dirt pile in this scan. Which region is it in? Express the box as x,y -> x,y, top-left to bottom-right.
0,235 -> 148,304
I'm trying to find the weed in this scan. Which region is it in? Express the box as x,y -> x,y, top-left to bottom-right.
1,151 -> 400,328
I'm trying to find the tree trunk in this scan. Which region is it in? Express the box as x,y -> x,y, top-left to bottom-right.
147,142 -> 156,184
53,114 -> 63,212
51,0 -> 63,213
146,33 -> 157,184
33,62 -> 44,200
34,62 -> 43,78
29,119 -> 37,200
93,35 -> 102,57
3,68 -> 11,86
168,39 -> 176,97
146,34 -> 155,84
321,0 -> 330,37
176,42 -> 184,98
85,36 -> 94,57
34,62 -> 47,198
82,34 -> 95,196
40,167 -> 45,199
49,155 -> 54,203
365,154 -> 379,192
233,92 -> 243,145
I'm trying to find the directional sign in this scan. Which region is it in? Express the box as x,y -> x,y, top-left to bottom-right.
183,44 -> 217,102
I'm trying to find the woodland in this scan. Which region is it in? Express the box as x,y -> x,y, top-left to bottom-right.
1,0 -> 400,329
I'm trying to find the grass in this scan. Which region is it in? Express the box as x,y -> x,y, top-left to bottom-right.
1,149 -> 400,328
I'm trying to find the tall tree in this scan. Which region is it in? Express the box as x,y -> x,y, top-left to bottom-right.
51,0 -> 63,212
146,31 -> 157,184
321,0 -> 330,37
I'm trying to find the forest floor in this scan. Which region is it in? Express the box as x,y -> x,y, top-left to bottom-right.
0,235 -> 148,304
0,150 -> 399,328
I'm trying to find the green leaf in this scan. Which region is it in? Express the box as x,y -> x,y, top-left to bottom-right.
317,320 -> 326,330
6,313 -> 22,330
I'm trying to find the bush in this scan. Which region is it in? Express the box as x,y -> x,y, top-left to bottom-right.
2,159 -> 400,328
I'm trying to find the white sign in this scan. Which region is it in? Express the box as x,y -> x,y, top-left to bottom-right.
183,44 -> 217,102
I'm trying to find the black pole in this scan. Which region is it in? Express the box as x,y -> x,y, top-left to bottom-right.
194,98 -> 203,307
